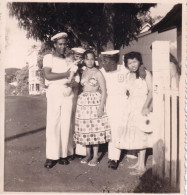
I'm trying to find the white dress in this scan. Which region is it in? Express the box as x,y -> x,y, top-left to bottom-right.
115,71 -> 153,150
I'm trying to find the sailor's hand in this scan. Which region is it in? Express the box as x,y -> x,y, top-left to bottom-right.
139,65 -> 146,79
68,79 -> 79,88
141,106 -> 150,116
65,69 -> 71,78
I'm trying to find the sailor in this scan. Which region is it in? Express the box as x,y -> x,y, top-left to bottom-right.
100,50 -> 130,169
43,32 -> 78,168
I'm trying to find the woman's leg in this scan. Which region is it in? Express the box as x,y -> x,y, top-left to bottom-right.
93,144 -> 99,161
130,149 -> 146,175
88,144 -> 99,166
80,146 -> 92,163
128,151 -> 140,169
138,149 -> 146,171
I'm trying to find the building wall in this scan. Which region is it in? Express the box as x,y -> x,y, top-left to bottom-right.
120,28 -> 177,71
28,48 -> 44,95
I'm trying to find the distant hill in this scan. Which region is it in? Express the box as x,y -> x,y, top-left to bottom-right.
5,68 -> 20,75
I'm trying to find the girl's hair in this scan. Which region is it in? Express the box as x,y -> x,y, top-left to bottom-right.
124,51 -> 143,78
83,50 -> 97,68
83,50 -> 95,59
170,53 -> 181,75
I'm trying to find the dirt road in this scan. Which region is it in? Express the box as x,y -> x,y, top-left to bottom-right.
4,96 -> 175,193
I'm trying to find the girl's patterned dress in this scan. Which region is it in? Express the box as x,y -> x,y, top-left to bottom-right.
115,71 -> 153,150
74,69 -> 111,146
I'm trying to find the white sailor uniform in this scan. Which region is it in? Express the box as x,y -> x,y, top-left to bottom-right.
101,65 -> 129,161
43,53 -> 75,160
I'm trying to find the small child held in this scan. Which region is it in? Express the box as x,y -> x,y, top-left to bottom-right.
63,50 -> 80,96
74,50 -> 111,166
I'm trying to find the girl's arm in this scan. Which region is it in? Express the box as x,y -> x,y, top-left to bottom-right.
96,70 -> 107,117
142,70 -> 153,116
43,67 -> 70,81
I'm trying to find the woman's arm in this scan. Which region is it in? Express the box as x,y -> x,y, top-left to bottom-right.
142,70 -> 153,115
96,70 -> 107,117
43,67 -> 70,81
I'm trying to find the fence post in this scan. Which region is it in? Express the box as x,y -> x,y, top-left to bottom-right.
170,89 -> 178,187
152,41 -> 170,179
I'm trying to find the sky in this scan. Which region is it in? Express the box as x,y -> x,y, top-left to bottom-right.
4,3 -> 175,69
149,3 -> 174,18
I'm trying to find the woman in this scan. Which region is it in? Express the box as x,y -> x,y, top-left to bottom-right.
74,50 -> 111,166
116,51 -> 153,175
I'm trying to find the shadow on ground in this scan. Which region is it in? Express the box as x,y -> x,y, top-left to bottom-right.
133,168 -> 179,193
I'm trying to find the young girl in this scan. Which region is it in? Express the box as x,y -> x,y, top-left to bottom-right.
116,51 -> 153,175
74,50 -> 111,166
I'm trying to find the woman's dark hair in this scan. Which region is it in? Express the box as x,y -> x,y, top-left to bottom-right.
124,51 -> 143,78
83,50 -> 98,68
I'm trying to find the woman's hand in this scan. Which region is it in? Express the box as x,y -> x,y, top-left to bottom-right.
148,105 -> 153,113
97,106 -> 104,118
141,106 -> 150,116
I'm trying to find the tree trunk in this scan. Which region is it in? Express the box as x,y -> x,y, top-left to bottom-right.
102,4 -> 115,51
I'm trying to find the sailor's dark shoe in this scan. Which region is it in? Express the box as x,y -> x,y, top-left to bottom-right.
108,160 -> 118,170
44,159 -> 57,169
68,155 -> 75,161
58,157 -> 69,165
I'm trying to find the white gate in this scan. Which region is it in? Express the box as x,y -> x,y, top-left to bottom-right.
152,41 -> 180,189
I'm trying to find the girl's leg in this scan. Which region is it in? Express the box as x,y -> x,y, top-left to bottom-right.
88,144 -> 99,166
80,145 -> 92,163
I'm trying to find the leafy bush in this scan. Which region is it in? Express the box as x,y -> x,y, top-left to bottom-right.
15,65 -> 29,95
5,82 -> 16,96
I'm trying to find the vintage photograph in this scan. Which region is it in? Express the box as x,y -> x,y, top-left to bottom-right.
1,0 -> 185,193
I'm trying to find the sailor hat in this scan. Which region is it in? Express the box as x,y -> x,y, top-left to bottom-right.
101,50 -> 119,55
51,32 -> 68,41
72,47 -> 86,54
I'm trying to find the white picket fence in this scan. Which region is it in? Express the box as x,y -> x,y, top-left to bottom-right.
152,41 -> 180,189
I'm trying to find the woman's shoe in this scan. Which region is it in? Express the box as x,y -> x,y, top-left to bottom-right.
88,159 -> 99,167
80,156 -> 92,164
128,163 -> 139,169
44,159 -> 57,169
58,158 -> 69,165
130,169 -> 146,176
126,154 -> 137,159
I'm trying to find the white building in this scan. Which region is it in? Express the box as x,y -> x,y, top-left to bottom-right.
27,45 -> 44,95
140,23 -> 151,34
